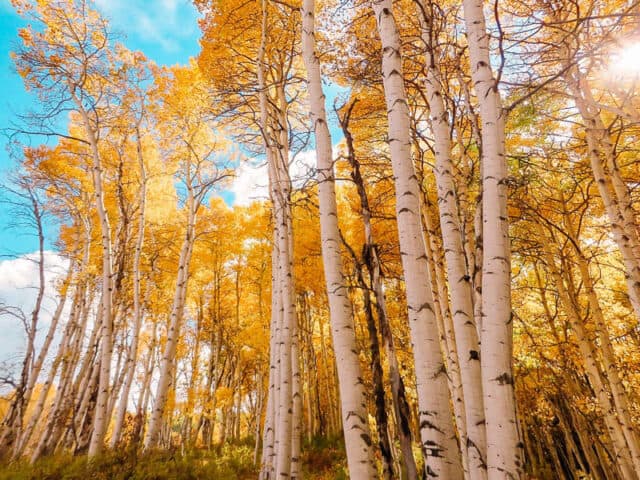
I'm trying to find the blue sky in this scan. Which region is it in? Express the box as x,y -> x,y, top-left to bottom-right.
0,0 -> 204,369
0,0 -> 203,257
0,0 -> 349,258
0,0 -> 351,365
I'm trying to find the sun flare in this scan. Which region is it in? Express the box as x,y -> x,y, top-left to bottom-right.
609,41 -> 640,79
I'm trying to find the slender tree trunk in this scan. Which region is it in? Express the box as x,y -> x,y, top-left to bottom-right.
0,192 -> 46,457
416,3 -> 487,475
272,126 -> 295,480
568,73 -> 640,324
144,195 -> 196,449
260,248 -> 281,479
1,259 -> 74,459
13,271 -> 88,459
561,207 -> 640,474
110,128 -> 147,448
539,233 -> 637,479
460,0 -> 523,475
70,97 -> 115,458
291,306 -> 302,480
339,103 -> 419,480
257,2 -> 275,476
25,264 -> 74,406
371,0 -> 462,475
133,319 -> 158,446
302,1 -> 378,476
422,204 -> 467,480
257,3 -> 297,475
343,235 -> 395,480
254,372 -> 264,465
580,77 -> 640,267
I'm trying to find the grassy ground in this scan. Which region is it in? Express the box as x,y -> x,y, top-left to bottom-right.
0,437 -> 348,480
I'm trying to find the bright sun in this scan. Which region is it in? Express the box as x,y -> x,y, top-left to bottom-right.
609,42 -> 640,79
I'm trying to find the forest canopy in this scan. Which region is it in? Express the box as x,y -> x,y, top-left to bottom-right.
1,0 -> 640,479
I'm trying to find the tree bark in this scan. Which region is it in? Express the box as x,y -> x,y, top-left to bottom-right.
144,192 -> 197,449
460,0 -> 523,475
416,3 -> 488,475
110,127 -> 148,448
302,1 -> 378,476
371,0 -> 462,475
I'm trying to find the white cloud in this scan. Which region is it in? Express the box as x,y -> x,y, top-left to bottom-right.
94,0 -> 200,56
160,0 -> 180,14
231,150 -> 318,206
290,150 -> 318,188
231,160 -> 269,206
0,251 -> 68,372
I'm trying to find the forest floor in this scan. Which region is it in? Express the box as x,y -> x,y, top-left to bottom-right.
0,438 -> 347,480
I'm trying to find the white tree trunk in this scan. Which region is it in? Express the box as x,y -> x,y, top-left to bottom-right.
461,0 -> 523,476
302,0 -> 378,477
541,235 -> 637,479
260,246 -> 281,479
561,206 -> 640,475
14,274 -> 85,458
417,4 -> 487,474
371,0 -> 462,476
144,196 -> 196,449
422,206 -> 468,480
257,3 -> 284,476
272,104 -> 295,480
580,79 -> 640,265
340,110 -> 420,479
256,3 -> 296,475
110,130 -> 147,448
73,98 -> 114,458
568,74 -> 640,323
290,305 -> 302,479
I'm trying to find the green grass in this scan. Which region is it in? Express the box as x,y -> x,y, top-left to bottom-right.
300,435 -> 348,479
0,445 -> 256,480
0,439 -> 348,480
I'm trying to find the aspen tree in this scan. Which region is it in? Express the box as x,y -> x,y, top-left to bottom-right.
461,0 -> 523,474
559,195 -> 640,475
421,203 -> 467,480
257,4 -> 279,473
290,305 -> 302,479
29,282 -> 96,462
144,192 -> 197,448
568,74 -> 640,323
260,249 -> 281,479
539,233 -> 637,479
110,125 -> 147,448
71,50 -> 115,462
272,98 -> 296,480
416,1 -> 487,475
341,235 -> 396,479
302,0 -> 377,476
144,66 -> 229,449
0,177 -> 69,458
371,0 -> 462,475
11,257 -> 77,458
255,0 -> 298,475
339,102 -> 420,479
9,1 -> 122,456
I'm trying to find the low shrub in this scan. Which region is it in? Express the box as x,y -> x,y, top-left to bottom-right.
0,445 -> 257,480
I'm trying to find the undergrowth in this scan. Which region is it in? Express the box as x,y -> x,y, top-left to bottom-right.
0,438 -> 348,480
0,444 -> 256,480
